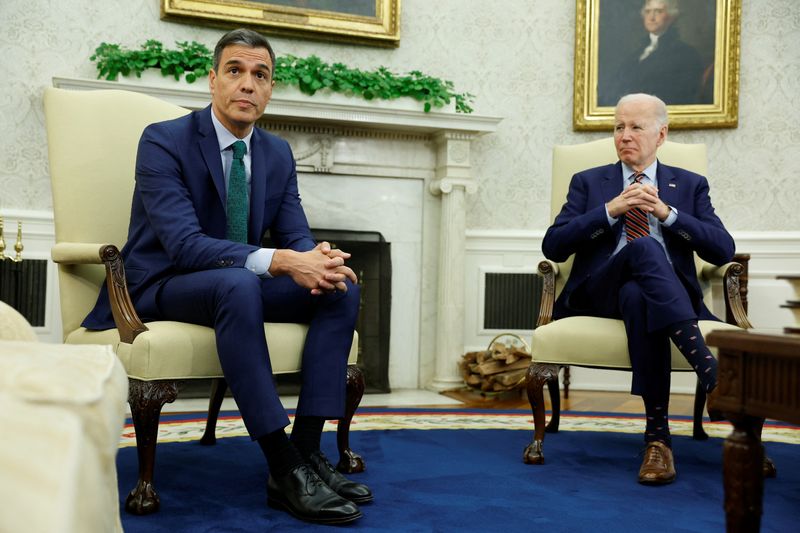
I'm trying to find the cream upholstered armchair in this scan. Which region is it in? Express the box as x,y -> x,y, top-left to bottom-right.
43,87 -> 366,515
0,300 -> 128,533
523,138 -> 751,465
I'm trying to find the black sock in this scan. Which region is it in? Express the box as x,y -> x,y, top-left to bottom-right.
668,320 -> 718,392
257,429 -> 304,478
643,397 -> 671,447
290,416 -> 326,459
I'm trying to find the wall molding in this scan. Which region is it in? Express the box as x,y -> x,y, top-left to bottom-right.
464,229 -> 800,393
5,209 -> 798,393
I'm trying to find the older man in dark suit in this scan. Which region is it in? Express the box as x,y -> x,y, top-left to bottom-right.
83,29 -> 370,524
542,93 -> 733,484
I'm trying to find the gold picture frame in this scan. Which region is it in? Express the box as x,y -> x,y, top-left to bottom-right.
161,0 -> 401,47
573,0 -> 741,130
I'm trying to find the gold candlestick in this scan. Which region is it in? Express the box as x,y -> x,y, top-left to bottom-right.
13,221 -> 23,262
0,215 -> 6,260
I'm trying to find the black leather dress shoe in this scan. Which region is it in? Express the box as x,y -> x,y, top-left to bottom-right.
267,464 -> 362,524
308,451 -> 374,504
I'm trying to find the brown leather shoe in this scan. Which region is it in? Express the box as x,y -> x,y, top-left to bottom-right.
638,441 -> 676,485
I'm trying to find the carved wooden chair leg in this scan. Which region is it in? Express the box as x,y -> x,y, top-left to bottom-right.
523,363 -> 559,464
545,373 -> 561,433
337,364 -> 365,474
125,378 -> 179,515
562,365 -> 571,399
200,378 -> 228,445
755,418 -> 777,478
692,382 -> 709,440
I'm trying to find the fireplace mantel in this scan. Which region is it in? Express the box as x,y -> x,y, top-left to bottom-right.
53,76 -> 500,136
52,76 -> 503,392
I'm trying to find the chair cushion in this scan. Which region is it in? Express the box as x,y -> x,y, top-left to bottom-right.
66,321 -> 359,381
532,316 -> 742,370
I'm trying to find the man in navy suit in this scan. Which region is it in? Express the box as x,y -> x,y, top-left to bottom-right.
542,93 -> 734,484
84,29 -> 369,524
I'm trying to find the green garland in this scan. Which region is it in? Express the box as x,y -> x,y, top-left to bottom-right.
90,40 -> 474,114
91,40 -> 213,84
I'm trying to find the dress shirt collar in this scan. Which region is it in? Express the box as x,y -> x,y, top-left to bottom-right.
210,106 -> 253,154
622,160 -> 658,185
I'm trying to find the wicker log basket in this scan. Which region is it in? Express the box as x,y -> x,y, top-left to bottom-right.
459,333 -> 532,392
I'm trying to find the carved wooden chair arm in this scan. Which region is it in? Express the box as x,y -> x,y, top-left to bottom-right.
51,242 -> 147,343
700,261 -> 752,330
535,260 -> 559,328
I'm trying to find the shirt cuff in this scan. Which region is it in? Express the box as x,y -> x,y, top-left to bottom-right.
605,204 -> 619,226
245,248 -> 275,278
662,206 -> 678,227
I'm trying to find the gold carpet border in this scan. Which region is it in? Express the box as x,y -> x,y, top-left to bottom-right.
119,412 -> 800,448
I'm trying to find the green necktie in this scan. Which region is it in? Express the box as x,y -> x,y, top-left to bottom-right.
226,140 -> 249,243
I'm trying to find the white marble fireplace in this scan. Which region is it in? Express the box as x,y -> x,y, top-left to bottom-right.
52,76 -> 502,391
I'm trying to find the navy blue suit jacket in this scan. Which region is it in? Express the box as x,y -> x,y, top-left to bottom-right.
83,105 -> 316,329
542,161 -> 734,321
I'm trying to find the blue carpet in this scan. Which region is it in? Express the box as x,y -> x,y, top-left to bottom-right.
118,414 -> 800,532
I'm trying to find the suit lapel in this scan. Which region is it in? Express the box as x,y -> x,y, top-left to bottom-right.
248,130 -> 268,242
656,161 -> 679,210
197,106 -> 227,206
602,162 -> 625,241
601,162 -> 624,204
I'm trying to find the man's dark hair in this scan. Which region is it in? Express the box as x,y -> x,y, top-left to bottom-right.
213,28 -> 276,73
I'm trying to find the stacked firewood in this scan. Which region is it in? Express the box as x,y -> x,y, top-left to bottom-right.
460,340 -> 531,392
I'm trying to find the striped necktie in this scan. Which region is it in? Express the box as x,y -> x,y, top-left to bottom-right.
625,172 -> 650,242
225,140 -> 248,243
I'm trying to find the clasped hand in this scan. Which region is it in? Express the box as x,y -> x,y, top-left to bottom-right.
607,182 -> 670,221
271,241 -> 358,295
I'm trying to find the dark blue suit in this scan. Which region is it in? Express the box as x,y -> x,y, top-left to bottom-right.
83,105 -> 359,438
542,161 -> 734,398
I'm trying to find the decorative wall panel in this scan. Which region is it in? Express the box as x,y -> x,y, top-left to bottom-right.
1,0 -> 798,230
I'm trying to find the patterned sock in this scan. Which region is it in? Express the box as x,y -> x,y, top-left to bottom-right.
290,416 -> 326,459
643,397 -> 671,447
668,320 -> 718,392
257,429 -> 304,478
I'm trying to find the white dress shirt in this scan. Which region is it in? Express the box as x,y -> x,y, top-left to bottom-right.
210,108 -> 275,277
606,160 -> 678,261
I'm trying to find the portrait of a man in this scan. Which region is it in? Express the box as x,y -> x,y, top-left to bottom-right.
251,0 -> 377,17
597,0 -> 716,107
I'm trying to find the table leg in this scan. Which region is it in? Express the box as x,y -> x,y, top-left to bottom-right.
723,414 -> 764,533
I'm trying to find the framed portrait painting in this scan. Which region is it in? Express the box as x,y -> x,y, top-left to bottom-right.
573,0 -> 741,130
161,0 -> 401,47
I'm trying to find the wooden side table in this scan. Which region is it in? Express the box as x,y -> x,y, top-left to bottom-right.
706,330 -> 800,533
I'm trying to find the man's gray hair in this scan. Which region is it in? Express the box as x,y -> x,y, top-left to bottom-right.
642,0 -> 680,18
213,28 -> 276,73
617,93 -> 669,126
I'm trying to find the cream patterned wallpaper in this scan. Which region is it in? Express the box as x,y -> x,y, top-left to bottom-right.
1,0 -> 798,231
